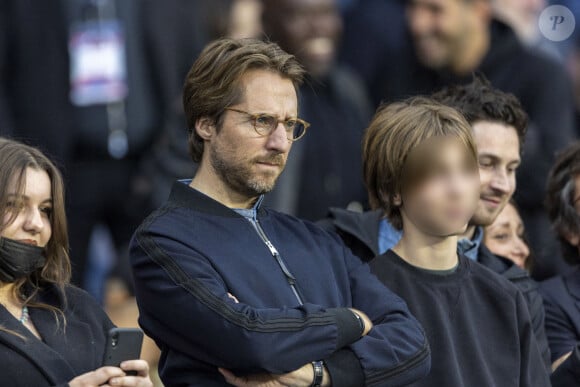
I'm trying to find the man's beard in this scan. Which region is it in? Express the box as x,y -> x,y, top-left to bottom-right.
210,146 -> 285,198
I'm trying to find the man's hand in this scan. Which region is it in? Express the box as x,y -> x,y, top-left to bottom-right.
219,362 -> 330,387
349,308 -> 373,336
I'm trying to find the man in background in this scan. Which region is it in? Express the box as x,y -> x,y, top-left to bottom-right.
261,0 -> 371,220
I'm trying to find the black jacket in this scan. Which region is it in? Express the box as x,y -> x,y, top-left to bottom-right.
318,207 -> 551,371
0,284 -> 114,386
539,268 -> 580,385
540,268 -> 580,361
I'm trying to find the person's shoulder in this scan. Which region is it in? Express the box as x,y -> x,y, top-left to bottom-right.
493,19 -> 561,71
368,250 -> 411,278
264,208 -> 354,251
495,255 -> 540,296
137,181 -> 233,232
540,268 -> 579,301
133,199 -> 201,244
524,46 -> 565,72
515,45 -> 570,86
62,283 -> 95,300
36,283 -> 105,315
267,208 -> 339,236
61,284 -> 105,311
479,244 -> 541,294
467,257 -> 522,296
317,207 -> 380,231
140,201 -> 182,227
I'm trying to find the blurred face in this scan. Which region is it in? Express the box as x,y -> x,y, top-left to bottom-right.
1,167 -> 52,248
484,202 -> 530,269
406,0 -> 481,69
400,138 -> 480,237
471,121 -> 520,226
229,0 -> 263,39
207,69 -> 297,198
263,0 -> 342,78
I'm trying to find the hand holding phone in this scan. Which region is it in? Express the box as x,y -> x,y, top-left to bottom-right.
102,328 -> 144,376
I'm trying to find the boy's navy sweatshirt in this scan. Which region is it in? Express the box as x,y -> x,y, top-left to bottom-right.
370,250 -> 550,387
129,181 -> 430,386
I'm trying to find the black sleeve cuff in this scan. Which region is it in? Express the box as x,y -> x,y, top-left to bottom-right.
325,348 -> 365,387
328,308 -> 362,349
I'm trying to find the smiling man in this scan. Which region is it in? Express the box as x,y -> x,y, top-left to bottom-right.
129,38 -> 430,387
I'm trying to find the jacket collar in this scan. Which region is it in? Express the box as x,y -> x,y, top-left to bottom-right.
477,243 -> 531,281
477,243 -> 512,272
0,285 -> 89,384
168,180 -> 266,218
328,208 -> 383,256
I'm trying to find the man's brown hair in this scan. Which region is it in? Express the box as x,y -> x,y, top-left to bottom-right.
362,96 -> 478,229
183,38 -> 305,163
431,74 -> 528,149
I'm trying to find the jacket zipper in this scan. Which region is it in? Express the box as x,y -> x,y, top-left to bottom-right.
254,219 -> 304,306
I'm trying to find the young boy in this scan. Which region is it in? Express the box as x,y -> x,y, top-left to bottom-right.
363,97 -> 549,386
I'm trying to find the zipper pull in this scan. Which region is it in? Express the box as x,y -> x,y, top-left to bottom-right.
264,239 -> 279,256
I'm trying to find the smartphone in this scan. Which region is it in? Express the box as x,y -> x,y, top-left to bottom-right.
102,328 -> 144,376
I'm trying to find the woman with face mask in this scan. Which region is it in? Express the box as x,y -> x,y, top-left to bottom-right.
0,139 -> 152,387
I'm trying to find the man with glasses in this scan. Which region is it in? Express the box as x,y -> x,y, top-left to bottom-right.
129,38 -> 430,387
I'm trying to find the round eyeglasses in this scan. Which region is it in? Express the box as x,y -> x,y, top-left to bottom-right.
225,108 -> 310,141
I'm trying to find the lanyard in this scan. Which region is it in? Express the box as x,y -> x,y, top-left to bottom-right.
69,0 -> 128,159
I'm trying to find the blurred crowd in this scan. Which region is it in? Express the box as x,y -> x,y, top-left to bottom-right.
2,0 -> 580,384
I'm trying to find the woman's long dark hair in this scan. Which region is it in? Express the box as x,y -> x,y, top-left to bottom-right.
0,138 -> 71,336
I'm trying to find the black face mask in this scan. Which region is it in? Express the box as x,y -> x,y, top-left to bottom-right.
0,238 -> 46,283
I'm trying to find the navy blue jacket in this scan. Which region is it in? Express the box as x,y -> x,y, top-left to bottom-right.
129,181 -> 430,386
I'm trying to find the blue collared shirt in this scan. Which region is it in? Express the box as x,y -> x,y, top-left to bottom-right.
231,195 -> 265,230
378,218 -> 403,255
457,226 -> 484,262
